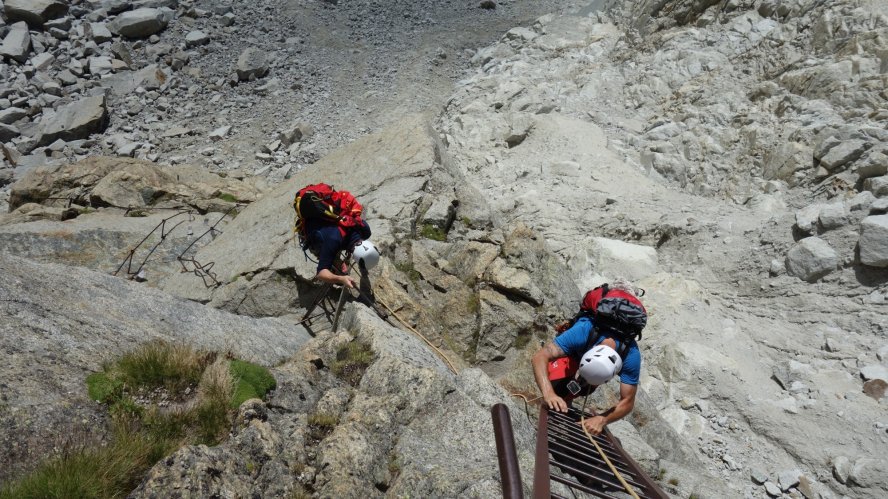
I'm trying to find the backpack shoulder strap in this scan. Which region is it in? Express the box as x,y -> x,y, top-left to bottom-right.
581,326 -> 600,356
616,338 -> 631,359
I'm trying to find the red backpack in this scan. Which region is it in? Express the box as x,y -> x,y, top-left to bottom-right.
293,183 -> 363,249
578,283 -> 647,343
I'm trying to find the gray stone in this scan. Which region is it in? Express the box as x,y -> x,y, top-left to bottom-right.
794,205 -> 821,235
33,94 -> 108,147
0,21 -> 31,63
750,468 -> 769,485
107,8 -> 168,38
220,12 -> 236,27
858,151 -> 888,180
819,139 -> 868,171
41,81 -> 61,96
813,135 -> 841,160
849,191 -> 876,212
818,202 -> 849,231
0,123 -> 20,142
184,29 -> 209,47
86,22 -> 113,43
57,69 -> 78,86
859,215 -> 888,267
3,0 -> 67,27
29,51 -> 53,70
100,64 -> 167,96
860,364 -> 888,382
209,125 -> 231,141
764,481 -> 782,497
110,42 -> 133,66
777,470 -> 801,491
88,56 -> 114,75
833,456 -> 851,483
608,420 -> 660,477
277,123 -> 313,146
823,337 -> 842,353
0,107 -> 27,124
785,237 -> 838,282
864,176 -> 888,197
848,458 -> 888,489
236,46 -> 268,81
872,198 -> 888,215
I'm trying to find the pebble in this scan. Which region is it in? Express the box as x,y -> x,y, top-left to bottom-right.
750,468 -> 769,484
764,481 -> 782,497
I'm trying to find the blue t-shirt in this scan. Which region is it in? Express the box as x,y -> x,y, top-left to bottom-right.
554,316 -> 642,385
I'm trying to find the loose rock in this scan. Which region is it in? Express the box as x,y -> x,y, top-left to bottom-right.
108,8 -> 169,39
33,95 -> 108,148
785,237 -> 838,282
0,21 -> 31,63
859,215 -> 888,267
236,47 -> 268,82
3,0 -> 68,27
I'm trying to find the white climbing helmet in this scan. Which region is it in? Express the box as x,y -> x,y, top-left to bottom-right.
352,240 -> 380,270
578,344 -> 623,385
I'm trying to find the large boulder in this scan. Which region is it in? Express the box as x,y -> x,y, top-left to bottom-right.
3,0 -> 67,27
859,215 -> 888,267
108,8 -> 169,38
8,156 -> 261,212
0,21 -> 31,63
33,95 -> 109,148
785,237 -> 838,282
0,253 -> 310,483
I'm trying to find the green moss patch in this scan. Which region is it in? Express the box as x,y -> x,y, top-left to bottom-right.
216,192 -> 238,203
419,222 -> 446,241
230,359 -> 277,408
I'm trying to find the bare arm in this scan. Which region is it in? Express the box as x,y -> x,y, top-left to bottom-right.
316,268 -> 355,288
583,383 -> 637,435
532,341 -> 568,412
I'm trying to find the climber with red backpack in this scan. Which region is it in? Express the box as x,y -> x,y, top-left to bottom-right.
531,279 -> 647,435
293,183 -> 379,288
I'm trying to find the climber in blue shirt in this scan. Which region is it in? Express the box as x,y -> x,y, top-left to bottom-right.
532,281 -> 646,436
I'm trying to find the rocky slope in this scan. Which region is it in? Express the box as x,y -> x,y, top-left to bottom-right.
434,1 -> 888,497
0,0 -> 579,211
2,0 -> 888,498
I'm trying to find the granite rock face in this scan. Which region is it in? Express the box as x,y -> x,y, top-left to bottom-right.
0,253 -> 311,483
130,306 -> 538,497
